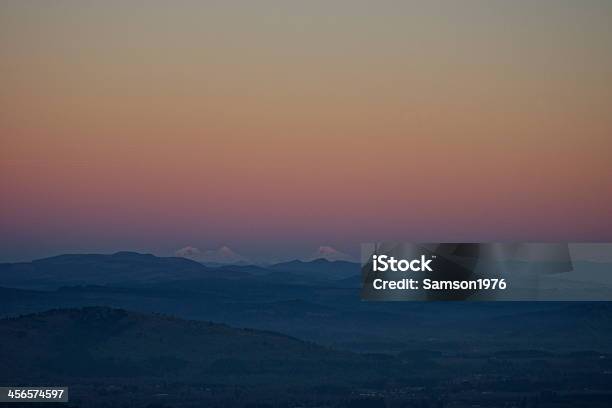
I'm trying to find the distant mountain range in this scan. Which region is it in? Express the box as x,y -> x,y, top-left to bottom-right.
2,251 -> 612,355
0,251 -> 222,288
0,251 -> 360,289
174,245 -> 356,265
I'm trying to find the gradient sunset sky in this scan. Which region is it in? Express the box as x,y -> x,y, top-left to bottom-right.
1,1 -> 611,261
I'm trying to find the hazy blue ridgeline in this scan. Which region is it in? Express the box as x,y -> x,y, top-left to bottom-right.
1,252 -> 612,407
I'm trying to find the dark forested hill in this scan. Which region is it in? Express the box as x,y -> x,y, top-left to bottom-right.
0,307 -> 397,385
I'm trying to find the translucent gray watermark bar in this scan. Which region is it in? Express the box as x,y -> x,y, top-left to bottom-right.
361,243 -> 612,301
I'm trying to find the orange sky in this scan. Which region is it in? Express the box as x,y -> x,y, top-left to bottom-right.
1,1 -> 611,261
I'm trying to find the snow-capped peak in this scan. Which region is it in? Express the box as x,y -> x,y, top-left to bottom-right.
175,245 -> 249,264
306,246 -> 355,262
175,246 -> 202,258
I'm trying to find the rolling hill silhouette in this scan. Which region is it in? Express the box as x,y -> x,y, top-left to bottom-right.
0,307 -> 397,385
0,252 -> 248,288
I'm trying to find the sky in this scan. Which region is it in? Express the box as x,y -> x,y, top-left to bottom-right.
1,0 -> 612,262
